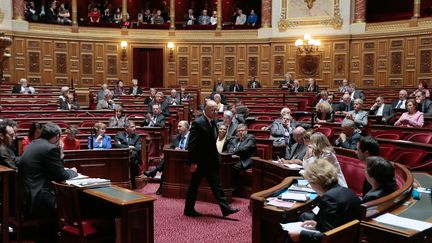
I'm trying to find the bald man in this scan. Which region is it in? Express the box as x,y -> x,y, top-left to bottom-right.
184,100 -> 239,217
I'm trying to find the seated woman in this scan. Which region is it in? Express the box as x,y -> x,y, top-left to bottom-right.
303,132 -> 347,187
306,78 -> 319,93
88,7 -> 101,23
108,105 -> 128,128
88,122 -> 112,149
61,125 -> 81,150
213,94 -> 225,112
288,159 -> 361,242
216,124 -> 230,154
410,80 -> 430,98
22,122 -> 42,151
314,101 -> 334,123
362,156 -> 397,203
394,99 -> 424,127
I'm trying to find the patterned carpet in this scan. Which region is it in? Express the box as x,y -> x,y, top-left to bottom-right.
137,183 -> 252,243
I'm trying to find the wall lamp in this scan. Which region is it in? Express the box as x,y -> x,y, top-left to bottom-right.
120,41 -> 128,60
167,42 -> 175,61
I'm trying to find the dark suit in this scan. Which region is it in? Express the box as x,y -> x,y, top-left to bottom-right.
247,80 -> 261,88
213,83 -> 228,92
141,113 -> 166,127
351,90 -> 365,100
418,100 -> 432,116
285,143 -> 307,161
227,134 -> 257,171
391,99 -> 407,110
0,144 -> 18,169
229,83 -> 244,92
335,131 -> 361,150
369,104 -> 394,123
128,86 -> 143,96
362,184 -> 397,203
59,100 -> 80,110
290,86 -> 304,93
299,185 -> 361,243
12,84 -> 22,93
155,134 -> 189,173
217,120 -> 239,138
147,100 -> 170,117
338,101 -> 354,112
185,115 -> 231,214
306,84 -> 319,93
114,132 -> 142,187
314,110 -> 334,123
18,139 -> 77,218
166,95 -> 180,105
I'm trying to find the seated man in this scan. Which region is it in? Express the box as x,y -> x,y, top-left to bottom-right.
227,124 -> 257,172
344,98 -> 368,129
12,78 -> 35,94
229,80 -> 244,92
198,9 -> 210,25
335,119 -> 361,150
114,121 -> 142,189
279,126 -> 307,165
213,77 -> 228,92
269,114 -> 294,147
349,83 -> 365,100
144,120 -> 190,194
369,96 -> 394,124
217,110 -> 239,138
290,80 -> 304,93
96,83 -> 109,101
108,105 -> 129,128
0,122 -> 18,169
142,104 -> 166,127
247,76 -> 261,89
362,156 -> 397,203
339,78 -> 350,93
147,91 -> 170,117
96,90 -> 115,110
336,93 -> 354,114
391,89 -> 408,110
60,93 -> 80,110
415,91 -> 432,116
128,78 -> 143,96
165,89 -> 180,105
210,86 -> 227,104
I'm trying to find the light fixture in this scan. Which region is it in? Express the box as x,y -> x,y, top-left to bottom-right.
294,34 -> 320,54
120,41 -> 128,60
167,42 -> 174,61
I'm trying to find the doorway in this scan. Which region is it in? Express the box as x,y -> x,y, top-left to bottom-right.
133,48 -> 164,88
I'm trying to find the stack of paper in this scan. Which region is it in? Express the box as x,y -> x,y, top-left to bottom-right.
266,197 -> 296,208
280,222 -> 320,233
374,213 -> 432,231
283,164 -> 303,169
288,184 -> 316,193
66,178 -> 111,188
281,191 -> 308,201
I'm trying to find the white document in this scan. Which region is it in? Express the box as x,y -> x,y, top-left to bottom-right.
66,178 -> 111,188
283,163 -> 303,169
281,192 -> 308,201
374,213 -> 432,231
312,206 -> 320,215
280,222 -> 320,233
68,173 -> 89,180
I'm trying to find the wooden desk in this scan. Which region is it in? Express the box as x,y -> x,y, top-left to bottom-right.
360,173 -> 432,243
161,149 -> 237,203
83,185 -> 156,243
0,165 -> 15,243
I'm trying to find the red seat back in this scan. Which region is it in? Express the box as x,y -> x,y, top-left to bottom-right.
379,144 -> 398,161
373,130 -> 405,140
404,132 -> 432,144
314,127 -> 334,138
390,149 -> 427,168
250,122 -> 270,130
336,154 -> 366,196
256,115 -> 272,121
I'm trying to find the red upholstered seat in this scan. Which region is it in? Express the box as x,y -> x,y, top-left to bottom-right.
334,117 -> 344,123
250,122 -> 270,130
18,122 -> 34,129
409,159 -> 432,172
373,130 -> 405,140
336,154 -> 366,196
77,113 -> 94,117
62,219 -> 112,237
379,144 -> 398,161
297,116 -> 311,122
404,132 -> 432,144
103,113 -> 113,117
390,149 -> 427,168
314,127 -> 334,138
256,115 -> 272,120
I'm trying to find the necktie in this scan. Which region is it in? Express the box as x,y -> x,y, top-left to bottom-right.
396,100 -> 402,109
179,136 -> 185,150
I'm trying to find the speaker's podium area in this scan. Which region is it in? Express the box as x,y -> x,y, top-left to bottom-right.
1,0 -> 432,242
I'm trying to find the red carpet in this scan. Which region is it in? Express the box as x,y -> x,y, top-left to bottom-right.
137,183 -> 252,243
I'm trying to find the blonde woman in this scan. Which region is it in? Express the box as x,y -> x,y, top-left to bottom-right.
88,122 -> 112,149
302,132 -> 347,187
314,101 -> 334,123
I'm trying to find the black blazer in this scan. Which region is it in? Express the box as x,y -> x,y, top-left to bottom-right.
306,84 -> 319,93
352,90 -> 365,100
299,185 -> 361,243
290,86 -> 304,93
227,134 -> 257,168
362,183 -> 397,203
369,104 -> 394,123
141,113 -> 166,127
114,131 -> 142,165
59,100 -> 80,110
284,143 -> 307,160
188,115 -> 219,170
335,131 -> 362,150
338,101 -> 354,112
128,86 -> 143,96
418,100 -> 432,116
18,139 -> 77,217
247,81 -> 261,88
170,133 -> 189,149
391,99 -> 407,110
314,110 -> 334,123
12,85 -> 22,93
147,100 -> 170,117
229,83 -> 244,92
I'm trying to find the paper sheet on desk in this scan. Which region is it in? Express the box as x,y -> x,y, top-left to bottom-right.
281,192 -> 308,201
280,222 -> 320,233
66,178 -> 111,188
374,213 -> 432,231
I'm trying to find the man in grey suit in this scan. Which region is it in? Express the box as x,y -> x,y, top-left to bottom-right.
165,89 -> 180,105
279,126 -> 307,165
344,98 -> 368,129
217,110 -> 238,137
19,122 -> 78,242
227,124 -> 257,172
335,119 -> 362,150
349,83 -> 365,100
416,91 -> 432,116
369,96 -> 394,124
142,104 -> 166,127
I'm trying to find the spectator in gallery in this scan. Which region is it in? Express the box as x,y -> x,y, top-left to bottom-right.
290,80 -> 304,93
210,11 -> 217,25
160,0 -> 170,22
235,9 -> 247,25
61,125 -> 81,150
113,80 -> 126,98
339,79 -> 350,93
12,78 -> 35,94
184,9 -> 196,26
314,101 -> 334,124
25,1 -> 40,22
88,122 -> 112,149
128,78 -> 143,96
153,10 -> 165,24
415,91 -> 432,116
45,1 -> 58,24
89,7 -> 101,23
306,78 -> 319,93
113,7 -> 122,24
248,76 -> 261,89
137,9 -> 144,23
96,90 -> 115,110
101,7 -> 113,22
57,3 -> 71,24
411,80 -> 430,98
60,93 -> 80,111
394,99 -> 424,127
22,122 -> 42,152
142,9 -> 153,24
108,105 -> 129,128
229,80 -> 244,92
247,9 -> 258,26
198,9 -> 211,25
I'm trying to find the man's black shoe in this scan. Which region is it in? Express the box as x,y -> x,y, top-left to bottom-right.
184,210 -> 202,217
222,207 -> 240,217
156,187 -> 162,195
144,168 -> 157,178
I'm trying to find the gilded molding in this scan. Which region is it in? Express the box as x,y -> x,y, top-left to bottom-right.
0,8 -> 4,24
278,0 -> 342,31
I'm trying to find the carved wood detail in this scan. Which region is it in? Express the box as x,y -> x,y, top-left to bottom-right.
202,56 -> 211,76
248,56 -> 258,77
82,54 -> 93,75
274,56 -> 284,76
225,57 -> 235,76
363,53 -> 374,76
28,52 -> 40,73
107,55 -> 117,75
334,54 -> 345,76
390,52 -> 402,74
420,50 -> 432,74
55,53 -> 67,74
178,57 -> 188,76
